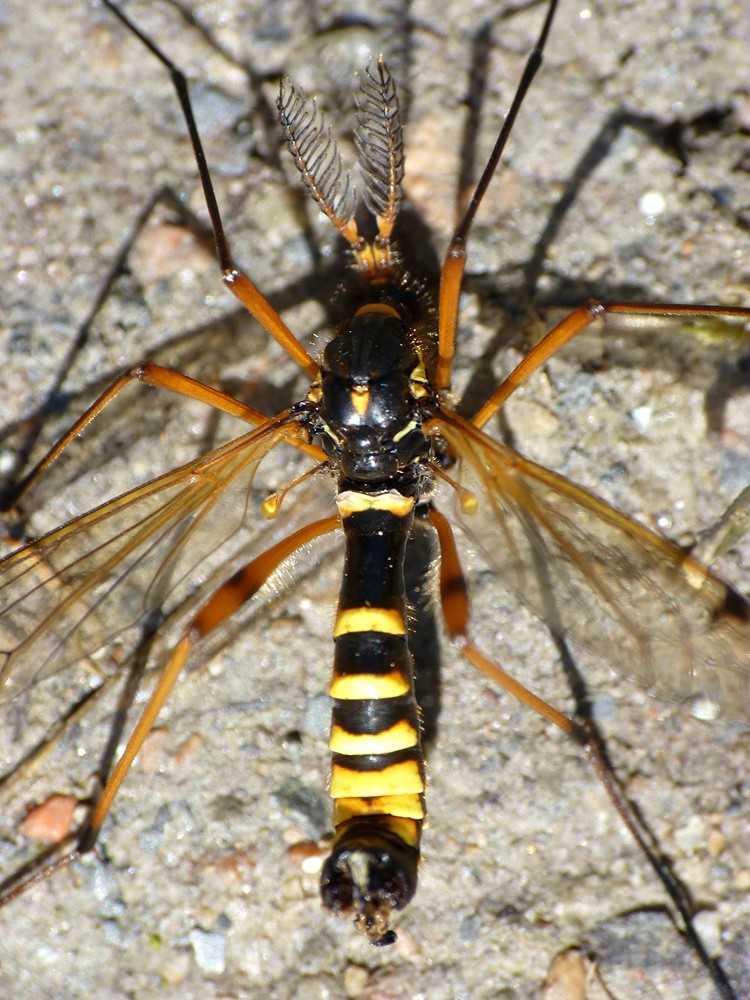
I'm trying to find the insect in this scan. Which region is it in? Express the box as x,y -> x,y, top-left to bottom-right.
1,0 -> 750,996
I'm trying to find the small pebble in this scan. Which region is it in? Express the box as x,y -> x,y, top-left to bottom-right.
543,949 -> 589,1000
175,732 -> 203,768
287,839 -> 326,873
132,223 -> 213,284
630,404 -> 652,431
102,919 -> 123,946
693,910 -> 722,958
343,963 -> 369,997
638,189 -> 666,220
707,827 -> 726,857
200,850 -> 257,883
160,951 -> 191,985
673,814 -> 705,852
136,726 -> 171,774
18,794 -> 78,843
190,928 -> 227,975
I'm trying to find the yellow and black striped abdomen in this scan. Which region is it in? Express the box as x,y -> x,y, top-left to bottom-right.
320,488 -> 425,943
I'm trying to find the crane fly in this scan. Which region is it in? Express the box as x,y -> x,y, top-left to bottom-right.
1,0 -> 749,994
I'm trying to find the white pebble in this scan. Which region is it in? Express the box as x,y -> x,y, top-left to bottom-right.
190,928 -> 227,974
638,190 -> 666,220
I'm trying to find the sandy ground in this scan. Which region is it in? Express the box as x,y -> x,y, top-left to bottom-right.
0,1 -> 749,998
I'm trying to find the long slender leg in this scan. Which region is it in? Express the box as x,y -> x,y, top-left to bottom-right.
692,483 -> 750,566
429,507 -> 577,734
84,512 -> 339,846
471,300 -> 750,428
1,185 -> 211,494
0,513 -> 339,905
428,505 -> 739,1000
102,1 -> 318,379
6,361 -> 324,509
436,0 -> 560,391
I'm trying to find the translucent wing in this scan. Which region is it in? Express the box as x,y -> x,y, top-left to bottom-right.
0,413 -> 311,702
431,408 -> 750,718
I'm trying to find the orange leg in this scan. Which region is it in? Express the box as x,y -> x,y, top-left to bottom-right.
8,361 -> 324,508
103,1 -> 318,380
84,512 -> 339,845
0,513 -> 339,903
471,300 -> 750,428
435,0 -> 560,391
428,506 -> 578,737
428,504 -> 736,997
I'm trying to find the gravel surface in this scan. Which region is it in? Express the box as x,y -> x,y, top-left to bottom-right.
1,1 -> 749,998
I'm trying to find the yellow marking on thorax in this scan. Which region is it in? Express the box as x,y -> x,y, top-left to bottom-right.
409,360 -> 430,398
336,490 -> 415,518
392,420 -> 417,443
334,606 -> 405,637
330,669 -> 411,700
350,387 -> 370,416
331,759 -> 424,799
329,718 -> 419,755
352,302 -> 401,319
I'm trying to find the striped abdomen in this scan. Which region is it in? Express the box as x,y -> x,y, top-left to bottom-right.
320,486 -> 425,945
